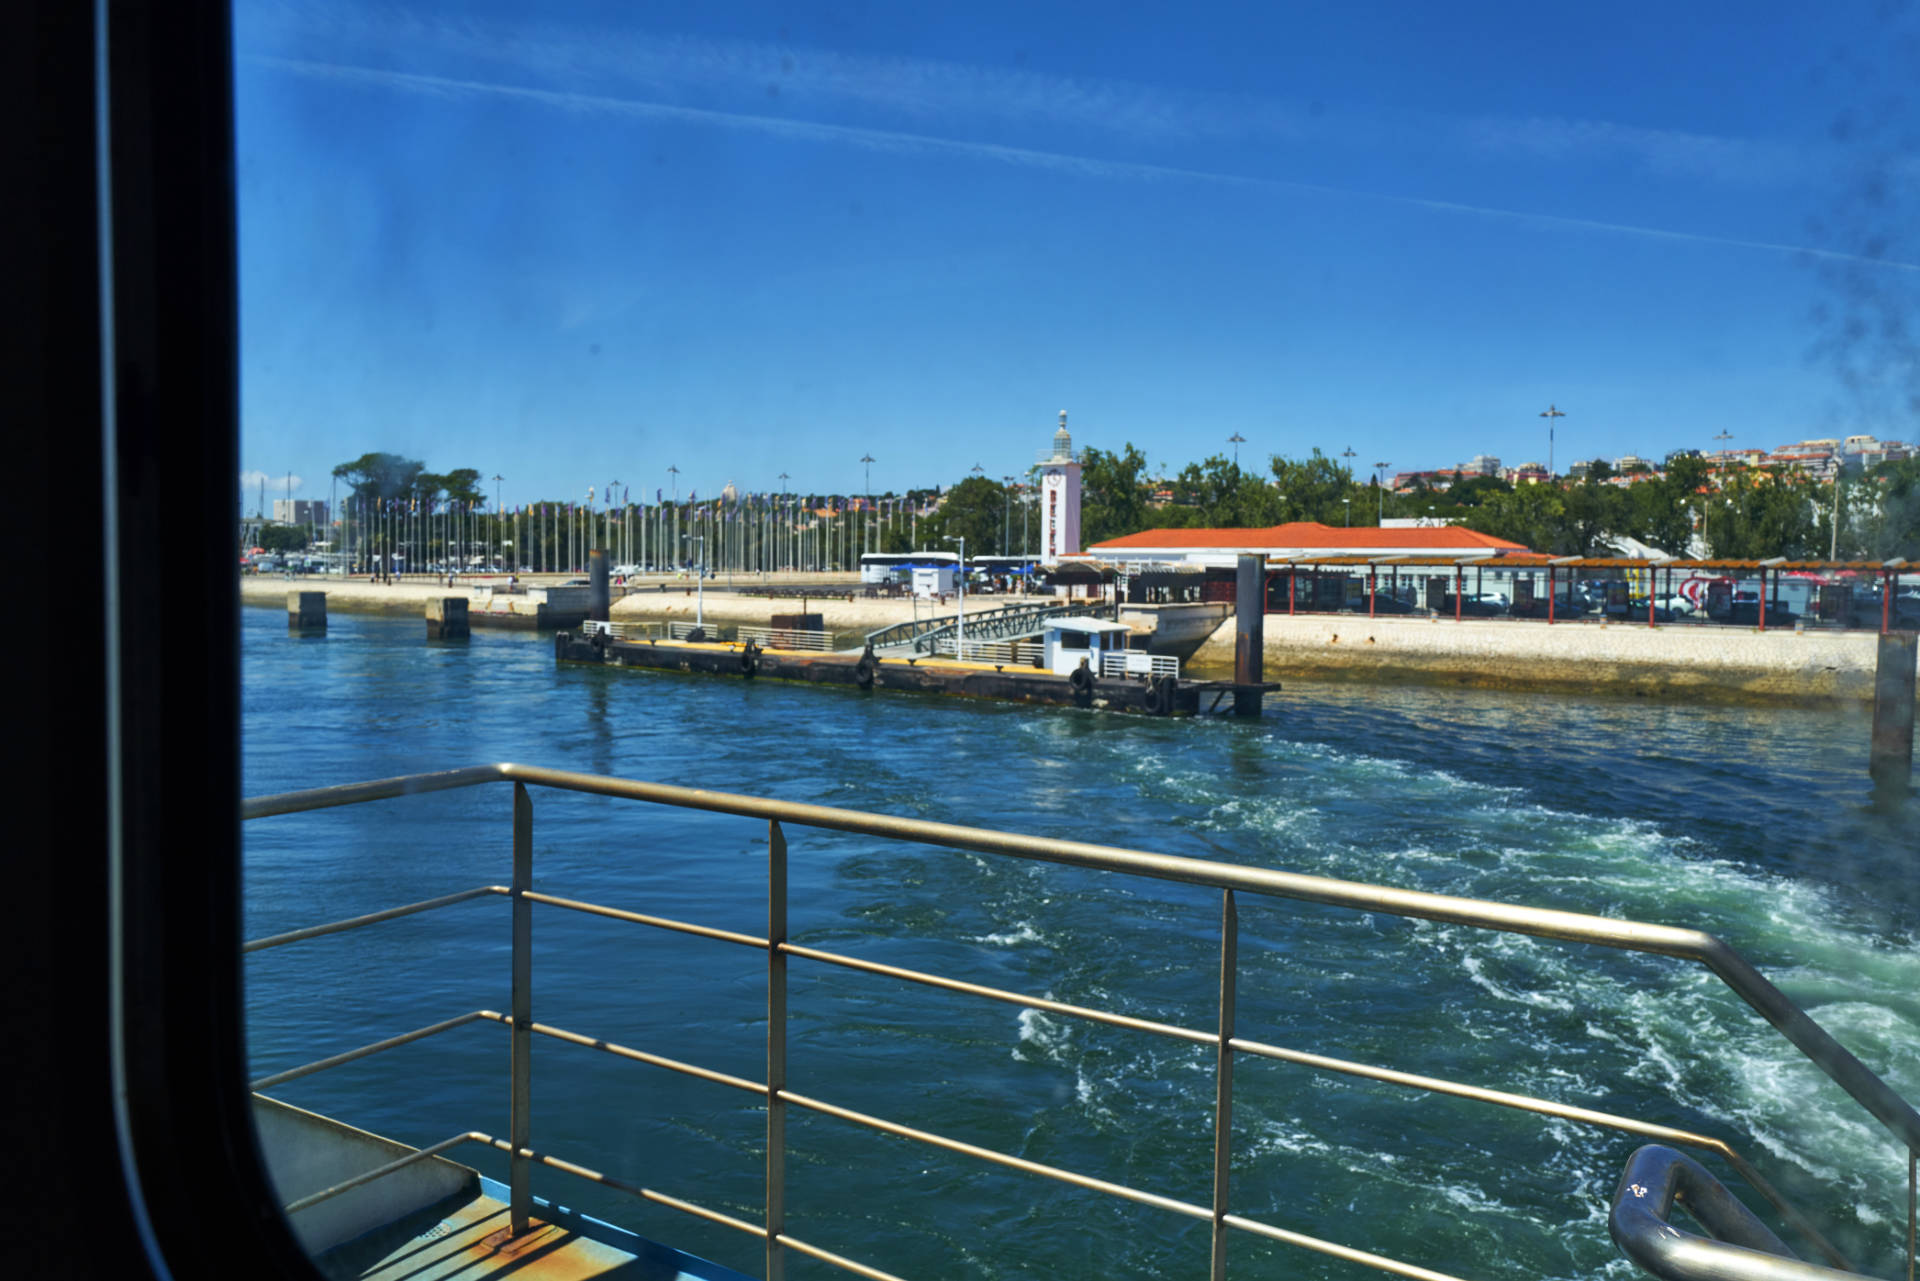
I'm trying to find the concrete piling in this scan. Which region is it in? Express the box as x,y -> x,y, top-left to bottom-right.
426,596 -> 470,639
1870,632 -> 1916,792
287,591 -> 326,635
1233,553 -> 1265,716
589,550 -> 611,624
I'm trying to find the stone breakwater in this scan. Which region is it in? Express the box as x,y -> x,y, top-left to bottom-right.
239,575 -> 951,633
1191,613 -> 1911,703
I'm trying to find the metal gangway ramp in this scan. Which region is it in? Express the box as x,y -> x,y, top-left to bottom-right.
864,598 -> 1117,655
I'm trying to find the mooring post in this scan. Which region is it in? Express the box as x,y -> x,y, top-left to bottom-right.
286,590 -> 326,635
1234,553 -> 1264,716
589,548 -> 611,623
1871,631 -> 1916,793
425,596 -> 469,639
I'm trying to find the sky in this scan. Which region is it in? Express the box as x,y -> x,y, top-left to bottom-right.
232,0 -> 1920,515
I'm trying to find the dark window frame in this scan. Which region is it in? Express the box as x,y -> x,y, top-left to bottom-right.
10,0 -> 320,1275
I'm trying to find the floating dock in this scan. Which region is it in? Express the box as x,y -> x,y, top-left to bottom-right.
553,630 -> 1276,716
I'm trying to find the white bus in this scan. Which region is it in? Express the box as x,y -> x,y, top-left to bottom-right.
859,551 -> 960,585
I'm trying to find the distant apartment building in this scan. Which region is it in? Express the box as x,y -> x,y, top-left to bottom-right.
272,499 -> 327,526
1466,454 -> 1501,476
1614,453 -> 1652,474
1507,461 -> 1549,484
1839,435 -> 1914,469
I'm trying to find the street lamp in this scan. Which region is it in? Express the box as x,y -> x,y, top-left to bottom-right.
944,534 -> 966,658
493,473 -> 504,572
1003,476 -> 1015,561
1228,432 -> 1246,468
683,534 -> 705,627
1373,461 -> 1390,524
860,453 -> 875,563
1540,404 -> 1566,479
1343,497 -> 1351,526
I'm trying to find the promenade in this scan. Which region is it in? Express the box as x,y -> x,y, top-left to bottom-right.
1192,611 -> 1908,702
238,573 -> 956,633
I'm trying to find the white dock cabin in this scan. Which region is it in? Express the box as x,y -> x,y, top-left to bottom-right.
1041,617 -> 1134,676
911,565 -> 956,598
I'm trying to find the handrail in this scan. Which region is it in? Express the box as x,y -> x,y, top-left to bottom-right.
244,764 -> 1920,1281
1609,1145 -> 1855,1281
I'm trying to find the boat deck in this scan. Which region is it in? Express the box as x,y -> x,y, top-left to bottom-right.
314,1181 -> 751,1281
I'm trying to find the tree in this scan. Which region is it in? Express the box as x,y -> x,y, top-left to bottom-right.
1462,483 -> 1564,553
255,523 -> 309,553
1170,455 -> 1279,527
332,452 -> 425,503
917,474 -> 1008,555
1838,457 -> 1920,560
1704,467 -> 1819,559
1078,443 -> 1153,545
1622,454 -> 1708,557
1269,448 -> 1363,524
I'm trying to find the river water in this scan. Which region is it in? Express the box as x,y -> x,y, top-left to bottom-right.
240,606 -> 1919,1281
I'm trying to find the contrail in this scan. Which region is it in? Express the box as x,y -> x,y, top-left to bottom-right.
250,55 -> 1920,275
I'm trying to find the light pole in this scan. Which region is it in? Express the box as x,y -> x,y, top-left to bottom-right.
860,453 -> 875,564
1373,461 -> 1390,524
1003,476 -> 1014,562
945,534 -> 966,658
1540,404 -> 1565,479
1228,432 -> 1246,469
493,474 -> 504,572
777,472 -> 790,573
683,534 -> 705,626
1343,497 -> 1351,526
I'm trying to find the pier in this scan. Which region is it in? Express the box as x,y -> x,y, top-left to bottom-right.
554,625 -> 1275,716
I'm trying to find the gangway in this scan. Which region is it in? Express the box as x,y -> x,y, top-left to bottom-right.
865,599 -> 1118,655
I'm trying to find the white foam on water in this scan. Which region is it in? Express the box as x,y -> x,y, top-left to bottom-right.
974,920 -> 1044,946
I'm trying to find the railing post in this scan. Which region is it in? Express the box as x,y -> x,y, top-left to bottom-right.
510,781 -> 533,1235
767,819 -> 788,1281
1211,889 -> 1237,1281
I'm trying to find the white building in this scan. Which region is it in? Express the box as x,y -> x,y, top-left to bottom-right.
1037,410 -> 1082,566
272,499 -> 327,526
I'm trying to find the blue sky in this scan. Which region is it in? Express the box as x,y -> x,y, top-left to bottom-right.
233,0 -> 1920,514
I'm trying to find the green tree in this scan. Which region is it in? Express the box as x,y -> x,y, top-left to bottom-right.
1462,483 -> 1564,553
1841,457 -> 1920,560
255,523 -> 309,553
1704,467 -> 1820,558
1269,448 -> 1363,524
332,452 -> 425,503
1622,455 -> 1708,557
919,475 -> 1009,555
1559,478 -> 1625,555
1169,455 -> 1279,527
1078,443 -> 1153,545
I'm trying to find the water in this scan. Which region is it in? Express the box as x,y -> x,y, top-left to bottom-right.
241,606 -> 1920,1281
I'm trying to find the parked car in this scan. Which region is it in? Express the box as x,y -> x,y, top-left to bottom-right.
1509,594 -> 1588,619
1438,595 -> 1507,617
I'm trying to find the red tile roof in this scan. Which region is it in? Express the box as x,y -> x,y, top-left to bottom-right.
1087,522 -> 1529,552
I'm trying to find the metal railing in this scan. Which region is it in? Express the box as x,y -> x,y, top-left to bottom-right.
243,764 -> 1920,1281
1609,1145 -> 1863,1281
925,637 -> 1041,665
736,625 -> 836,652
864,599 -> 1114,653
1101,650 -> 1181,679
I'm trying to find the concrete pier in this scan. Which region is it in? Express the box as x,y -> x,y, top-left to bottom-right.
1871,632 -> 1916,790
589,550 -> 610,624
287,591 -> 326,635
1233,554 -> 1265,716
426,596 -> 470,639
1192,612 -> 1918,704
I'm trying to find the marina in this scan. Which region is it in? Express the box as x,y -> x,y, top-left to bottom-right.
241,604 -> 1920,1281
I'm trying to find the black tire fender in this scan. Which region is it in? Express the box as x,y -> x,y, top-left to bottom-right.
739,643 -> 759,677
1150,675 -> 1178,715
